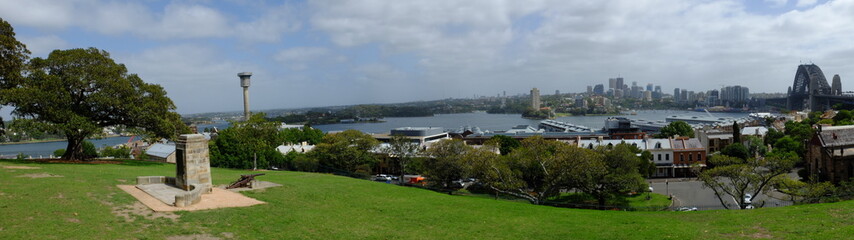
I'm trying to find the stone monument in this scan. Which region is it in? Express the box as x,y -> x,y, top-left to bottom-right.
136,133 -> 213,207
175,134 -> 212,193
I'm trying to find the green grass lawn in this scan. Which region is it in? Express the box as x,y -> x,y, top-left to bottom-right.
0,159 -> 851,239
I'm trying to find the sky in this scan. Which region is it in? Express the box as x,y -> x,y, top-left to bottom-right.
2,0 -> 853,117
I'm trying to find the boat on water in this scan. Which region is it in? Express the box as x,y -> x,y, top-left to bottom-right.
694,106 -> 748,113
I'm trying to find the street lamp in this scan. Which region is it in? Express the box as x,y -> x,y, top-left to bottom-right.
647,184 -> 653,200
666,180 -> 670,198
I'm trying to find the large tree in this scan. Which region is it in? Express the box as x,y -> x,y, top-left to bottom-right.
309,129 -> 379,176
1,48 -> 188,160
0,18 -> 30,134
209,113 -> 287,169
577,143 -> 648,208
504,137 -> 584,204
699,152 -> 798,209
424,139 -> 471,191
383,134 -> 422,184
656,121 -> 694,138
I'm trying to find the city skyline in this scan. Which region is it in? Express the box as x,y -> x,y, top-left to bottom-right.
1,0 -> 853,118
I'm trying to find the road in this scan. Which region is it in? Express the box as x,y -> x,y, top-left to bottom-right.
650,178 -> 793,210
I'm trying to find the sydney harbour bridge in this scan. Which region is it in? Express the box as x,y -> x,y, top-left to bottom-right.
765,64 -> 854,111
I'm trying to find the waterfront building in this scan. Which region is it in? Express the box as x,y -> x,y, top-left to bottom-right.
461,132 -> 608,145
373,127 -> 449,149
602,117 -> 646,139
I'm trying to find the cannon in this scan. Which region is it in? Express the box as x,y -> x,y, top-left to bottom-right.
226,173 -> 265,189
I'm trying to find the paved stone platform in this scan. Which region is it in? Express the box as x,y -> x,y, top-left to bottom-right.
225,181 -> 283,192
136,183 -> 186,205
117,185 -> 265,212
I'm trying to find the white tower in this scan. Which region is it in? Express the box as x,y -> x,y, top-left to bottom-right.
238,72 -> 252,121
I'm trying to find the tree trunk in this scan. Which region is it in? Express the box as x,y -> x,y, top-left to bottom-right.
597,195 -> 607,210
62,134 -> 86,161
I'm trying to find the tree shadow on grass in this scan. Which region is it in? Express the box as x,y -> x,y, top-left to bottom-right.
118,159 -> 166,166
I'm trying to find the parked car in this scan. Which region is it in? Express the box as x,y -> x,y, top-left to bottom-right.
374,174 -> 392,182
676,207 -> 698,211
744,194 -> 752,204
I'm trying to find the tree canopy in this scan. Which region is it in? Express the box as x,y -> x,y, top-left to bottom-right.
424,139 -> 471,191
383,134 -> 422,184
700,152 -> 798,209
656,121 -> 694,138
309,129 -> 379,177
0,17 -> 30,134
1,47 -> 189,160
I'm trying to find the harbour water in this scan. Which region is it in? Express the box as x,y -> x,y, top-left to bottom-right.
311,110 -> 750,133
0,136 -> 132,158
1,110 -> 750,157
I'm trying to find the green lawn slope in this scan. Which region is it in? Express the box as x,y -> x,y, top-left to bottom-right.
0,160 -> 851,239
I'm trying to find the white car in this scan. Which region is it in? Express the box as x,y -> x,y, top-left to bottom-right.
744,194 -> 752,204
374,174 -> 392,182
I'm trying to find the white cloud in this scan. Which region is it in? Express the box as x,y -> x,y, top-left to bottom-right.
273,47 -> 331,70
17,35 -> 69,57
117,44 -> 262,114
309,0 -> 854,96
0,0 -> 298,42
235,5 -> 301,43
765,0 -> 789,8
148,4 -> 230,39
796,0 -> 819,8
0,0 -> 76,29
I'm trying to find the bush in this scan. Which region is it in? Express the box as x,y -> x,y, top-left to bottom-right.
54,149 -> 66,157
82,141 -> 99,158
292,154 -> 318,172
100,146 -> 131,158
721,143 -> 749,160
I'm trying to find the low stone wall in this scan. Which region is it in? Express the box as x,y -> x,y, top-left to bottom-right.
136,176 -> 176,185
174,183 -> 209,207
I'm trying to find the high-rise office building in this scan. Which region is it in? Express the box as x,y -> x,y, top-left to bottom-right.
681,89 -> 688,102
720,85 -> 750,104
674,88 -> 681,102
609,78 -> 617,89
646,83 -> 654,92
594,84 -> 605,95
531,88 -> 541,109
615,77 -> 624,91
